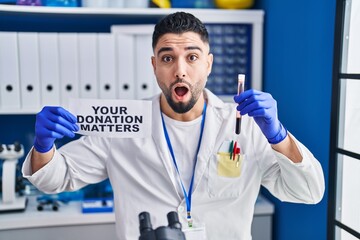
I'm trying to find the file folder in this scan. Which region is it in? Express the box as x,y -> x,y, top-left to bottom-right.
111,25 -> 155,100
18,32 -> 41,111
135,34 -> 155,99
58,33 -> 79,109
98,33 -> 117,99
78,34 -> 98,99
116,34 -> 135,99
39,33 -> 61,106
0,32 -> 21,111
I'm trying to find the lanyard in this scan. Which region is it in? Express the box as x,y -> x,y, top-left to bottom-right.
160,102 -> 207,227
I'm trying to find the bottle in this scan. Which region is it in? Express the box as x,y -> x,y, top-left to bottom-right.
17,0 -> 43,6
45,0 -> 78,7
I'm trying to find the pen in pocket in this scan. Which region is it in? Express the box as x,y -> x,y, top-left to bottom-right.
232,141 -> 237,160
229,140 -> 234,159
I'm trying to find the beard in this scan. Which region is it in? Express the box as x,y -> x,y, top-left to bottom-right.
161,78 -> 203,114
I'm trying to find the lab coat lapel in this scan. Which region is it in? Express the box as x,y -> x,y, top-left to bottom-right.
192,90 -> 224,193
151,95 -> 182,200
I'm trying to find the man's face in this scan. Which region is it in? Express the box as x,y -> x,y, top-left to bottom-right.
151,32 -> 213,114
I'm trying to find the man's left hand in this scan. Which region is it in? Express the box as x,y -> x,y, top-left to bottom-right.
234,89 -> 287,144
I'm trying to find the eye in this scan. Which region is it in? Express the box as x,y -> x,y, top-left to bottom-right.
188,54 -> 198,62
162,55 -> 173,63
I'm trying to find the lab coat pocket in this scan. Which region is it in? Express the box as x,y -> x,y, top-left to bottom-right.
217,152 -> 243,177
208,152 -> 244,198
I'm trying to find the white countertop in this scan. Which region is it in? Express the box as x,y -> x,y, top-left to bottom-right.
0,194 -> 274,231
0,196 -> 115,231
254,194 -> 275,215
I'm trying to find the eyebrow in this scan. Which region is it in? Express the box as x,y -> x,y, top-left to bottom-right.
157,46 -> 203,57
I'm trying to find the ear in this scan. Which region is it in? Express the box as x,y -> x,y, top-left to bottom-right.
151,56 -> 156,72
207,53 -> 213,76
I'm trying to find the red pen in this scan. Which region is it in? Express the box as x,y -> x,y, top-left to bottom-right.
233,141 -> 237,160
236,147 -> 241,167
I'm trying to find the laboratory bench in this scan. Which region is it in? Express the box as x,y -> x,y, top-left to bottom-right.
0,195 -> 274,240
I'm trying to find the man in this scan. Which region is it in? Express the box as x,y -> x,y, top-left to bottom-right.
22,12 -> 324,240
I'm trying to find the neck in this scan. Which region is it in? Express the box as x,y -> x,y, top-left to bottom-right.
160,93 -> 205,122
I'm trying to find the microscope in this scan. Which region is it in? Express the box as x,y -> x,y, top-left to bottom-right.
139,211 -> 186,240
0,142 -> 27,212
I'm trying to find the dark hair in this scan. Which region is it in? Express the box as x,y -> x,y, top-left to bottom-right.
152,12 -> 209,49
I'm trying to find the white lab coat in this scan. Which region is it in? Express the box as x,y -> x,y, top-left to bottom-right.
22,89 -> 325,240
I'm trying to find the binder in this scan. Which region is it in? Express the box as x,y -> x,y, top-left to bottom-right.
0,32 -> 21,111
116,34 -> 135,99
111,25 -> 155,100
38,33 -> 60,106
58,33 -> 79,109
18,32 -> 41,111
78,33 -> 98,99
98,33 -> 117,99
135,34 -> 156,99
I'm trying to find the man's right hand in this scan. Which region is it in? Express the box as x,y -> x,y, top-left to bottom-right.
34,106 -> 79,153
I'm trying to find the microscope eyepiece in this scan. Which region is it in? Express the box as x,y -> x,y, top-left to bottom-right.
14,142 -> 21,152
167,211 -> 182,230
138,211 -> 186,240
139,211 -> 153,235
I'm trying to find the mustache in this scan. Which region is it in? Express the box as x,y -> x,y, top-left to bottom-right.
170,78 -> 192,89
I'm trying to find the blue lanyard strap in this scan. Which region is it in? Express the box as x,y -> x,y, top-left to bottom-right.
161,101 -> 207,226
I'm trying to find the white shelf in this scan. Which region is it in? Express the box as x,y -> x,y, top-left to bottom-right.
0,4 -> 264,23
0,108 -> 42,115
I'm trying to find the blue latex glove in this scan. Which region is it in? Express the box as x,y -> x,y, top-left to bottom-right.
34,106 -> 79,153
234,89 -> 287,144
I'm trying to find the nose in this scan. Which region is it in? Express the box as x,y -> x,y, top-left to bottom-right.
176,73 -> 186,78
175,59 -> 186,79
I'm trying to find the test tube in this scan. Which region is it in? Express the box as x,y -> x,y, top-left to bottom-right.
235,74 -> 245,135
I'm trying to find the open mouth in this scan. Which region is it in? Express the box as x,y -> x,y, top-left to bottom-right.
174,86 -> 189,97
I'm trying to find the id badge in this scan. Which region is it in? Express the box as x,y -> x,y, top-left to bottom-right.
182,223 -> 207,240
